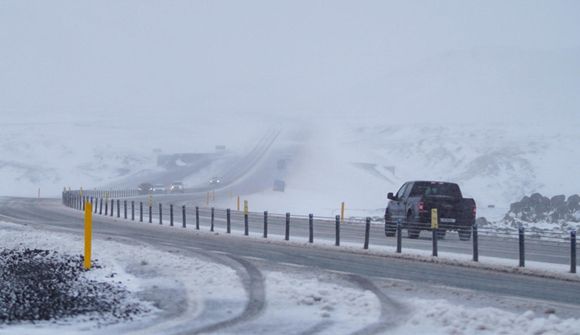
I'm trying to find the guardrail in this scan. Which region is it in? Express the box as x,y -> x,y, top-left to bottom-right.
62,190 -> 578,274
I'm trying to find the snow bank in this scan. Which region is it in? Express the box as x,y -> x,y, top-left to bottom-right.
392,298 -> 580,335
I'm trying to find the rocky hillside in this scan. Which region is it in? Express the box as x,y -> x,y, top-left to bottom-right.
504,193 -> 580,225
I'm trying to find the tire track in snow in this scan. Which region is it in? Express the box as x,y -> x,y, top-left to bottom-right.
346,274 -> 406,335
189,254 -> 266,334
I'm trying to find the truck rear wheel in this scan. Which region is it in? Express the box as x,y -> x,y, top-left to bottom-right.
458,229 -> 472,241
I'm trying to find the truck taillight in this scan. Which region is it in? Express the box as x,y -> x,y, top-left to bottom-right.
418,202 -> 425,211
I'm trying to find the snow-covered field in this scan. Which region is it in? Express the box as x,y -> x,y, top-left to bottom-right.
2,220 -> 580,335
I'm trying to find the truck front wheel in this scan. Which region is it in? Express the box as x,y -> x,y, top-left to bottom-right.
385,212 -> 396,237
407,212 -> 420,239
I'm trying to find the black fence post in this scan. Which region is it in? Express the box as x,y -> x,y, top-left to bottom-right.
82,197 -> 86,211
210,207 -> 214,232
131,201 -> 135,221
95,198 -> 98,214
472,222 -> 479,262
244,213 -> 249,236
124,200 -> 127,219
309,214 -> 314,243
105,199 -> 108,216
99,198 -> 103,215
140,202 -> 143,222
226,209 -> 231,233
571,230 -> 577,274
170,204 -> 174,226
148,205 -> 152,223
396,220 -> 402,253
117,199 -> 120,218
519,226 -> 525,267
364,217 -> 371,250
195,206 -> 200,230
182,205 -> 186,228
110,199 -> 114,217
335,215 -> 340,246
159,203 -> 163,225
263,211 -> 268,238
432,228 -> 438,257
285,213 -> 290,241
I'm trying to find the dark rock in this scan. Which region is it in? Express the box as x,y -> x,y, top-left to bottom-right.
550,195 -> 566,208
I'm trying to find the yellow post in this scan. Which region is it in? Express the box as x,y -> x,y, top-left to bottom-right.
237,196 -> 240,211
244,200 -> 248,215
340,202 -> 345,224
84,201 -> 93,270
431,208 -> 439,229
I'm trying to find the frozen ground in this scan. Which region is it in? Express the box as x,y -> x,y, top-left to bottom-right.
1,220 -> 580,334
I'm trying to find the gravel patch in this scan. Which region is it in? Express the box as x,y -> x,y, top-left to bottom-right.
0,248 -> 149,325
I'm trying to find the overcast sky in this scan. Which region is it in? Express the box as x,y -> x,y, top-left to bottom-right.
1,1 -> 579,124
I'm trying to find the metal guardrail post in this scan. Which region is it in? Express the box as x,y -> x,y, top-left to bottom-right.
244,213 -> 249,236
432,228 -> 438,257
210,207 -> 214,232
104,200 -> 108,216
159,203 -> 163,225
124,200 -> 127,219
309,214 -> 314,243
99,198 -> 103,215
226,208 -> 231,233
285,213 -> 290,241
148,205 -> 152,223
140,202 -> 143,222
519,226 -> 525,267
117,199 -> 120,218
335,215 -> 340,246
94,198 -> 98,214
195,206 -> 200,230
110,199 -> 114,217
170,204 -> 174,227
472,222 -> 479,262
182,205 -> 186,228
396,220 -> 402,253
364,217 -> 371,249
571,230 -> 577,274
263,211 -> 268,238
131,201 -> 134,221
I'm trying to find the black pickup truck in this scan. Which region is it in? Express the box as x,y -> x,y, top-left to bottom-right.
384,181 -> 476,240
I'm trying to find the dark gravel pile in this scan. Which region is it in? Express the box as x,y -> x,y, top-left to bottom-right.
0,248 -> 148,324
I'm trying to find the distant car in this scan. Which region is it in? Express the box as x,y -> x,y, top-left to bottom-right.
273,179 -> 285,192
137,182 -> 153,195
152,184 -> 166,194
209,177 -> 222,185
170,182 -> 184,193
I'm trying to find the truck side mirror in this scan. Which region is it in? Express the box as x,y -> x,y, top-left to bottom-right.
387,192 -> 396,201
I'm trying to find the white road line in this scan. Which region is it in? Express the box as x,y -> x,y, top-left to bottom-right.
279,262 -> 307,268
242,256 -> 266,262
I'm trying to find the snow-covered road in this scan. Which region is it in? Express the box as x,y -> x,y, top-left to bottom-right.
2,198 -> 580,334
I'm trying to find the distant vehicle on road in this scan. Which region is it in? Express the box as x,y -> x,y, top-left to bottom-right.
273,179 -> 285,192
152,184 -> 166,194
137,182 -> 153,195
208,177 -> 222,185
169,181 -> 184,193
385,181 -> 476,240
